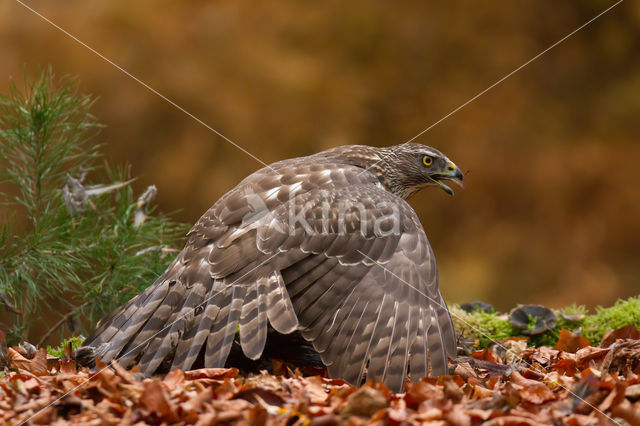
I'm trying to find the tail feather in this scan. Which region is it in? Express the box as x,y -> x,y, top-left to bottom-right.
178,280 -> 227,370
265,271 -> 298,334
426,304 -> 448,376
146,279 -> 212,372
383,303 -> 410,392
134,280 -> 195,375
238,278 -> 268,360
205,285 -> 246,367
408,308 -> 429,380
84,279 -> 163,348
437,293 -> 457,358
99,279 -> 172,362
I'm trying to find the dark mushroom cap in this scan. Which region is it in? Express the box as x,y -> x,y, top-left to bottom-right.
461,301 -> 496,314
509,305 -> 557,335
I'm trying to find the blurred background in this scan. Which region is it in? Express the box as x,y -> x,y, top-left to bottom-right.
1,0 -> 638,311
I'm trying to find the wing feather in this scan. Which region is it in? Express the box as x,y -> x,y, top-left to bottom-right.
205,284 -> 246,367
238,278 -> 268,360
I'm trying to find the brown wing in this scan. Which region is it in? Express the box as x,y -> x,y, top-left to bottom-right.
254,185 -> 456,391
82,158 -> 456,392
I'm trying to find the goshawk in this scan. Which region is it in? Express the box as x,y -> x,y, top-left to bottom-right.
82,143 -> 463,392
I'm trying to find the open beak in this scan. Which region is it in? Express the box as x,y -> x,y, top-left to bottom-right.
429,161 -> 464,195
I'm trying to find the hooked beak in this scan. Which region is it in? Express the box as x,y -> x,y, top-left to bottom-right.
429,161 -> 464,195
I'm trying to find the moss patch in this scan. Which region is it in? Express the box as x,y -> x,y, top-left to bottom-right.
582,296 -> 640,343
46,336 -> 85,358
451,296 -> 639,348
449,306 -> 517,348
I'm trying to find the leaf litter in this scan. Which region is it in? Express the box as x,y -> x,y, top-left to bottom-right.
1,326 -> 639,425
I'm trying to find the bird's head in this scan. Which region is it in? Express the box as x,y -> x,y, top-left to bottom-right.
383,143 -> 464,198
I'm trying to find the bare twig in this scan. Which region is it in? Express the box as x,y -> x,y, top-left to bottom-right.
37,302 -> 89,347
0,291 -> 21,315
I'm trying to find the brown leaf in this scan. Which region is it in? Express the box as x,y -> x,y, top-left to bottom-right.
299,375 -> 330,404
482,415 -> 543,425
626,384 -> 640,402
552,358 -> 578,376
404,380 -> 443,408
509,371 -> 543,388
442,378 -> 464,403
602,339 -> 640,373
6,347 -> 48,375
466,384 -> 494,399
554,329 -> 591,353
46,354 -> 59,371
110,360 -> 138,384
530,346 -> 559,365
141,379 -> 178,423
212,399 -> 252,423
472,348 -> 498,363
181,386 -> 213,416
611,398 -> 640,425
443,407 -> 471,426
509,371 -> 556,405
387,398 -> 408,424
163,368 -> 185,390
341,386 -> 389,418
184,367 -> 238,380
59,359 -> 77,375
600,324 -> 640,348
235,387 -> 285,407
453,361 -> 478,379
575,346 -> 610,368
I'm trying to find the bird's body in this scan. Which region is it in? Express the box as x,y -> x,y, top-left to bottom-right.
82,143 -> 462,392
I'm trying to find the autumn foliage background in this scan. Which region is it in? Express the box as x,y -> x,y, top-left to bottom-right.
1,1 -> 639,316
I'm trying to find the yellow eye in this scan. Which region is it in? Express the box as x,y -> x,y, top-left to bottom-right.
422,156 -> 433,166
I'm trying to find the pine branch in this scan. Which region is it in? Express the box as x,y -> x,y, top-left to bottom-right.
0,68 -> 188,345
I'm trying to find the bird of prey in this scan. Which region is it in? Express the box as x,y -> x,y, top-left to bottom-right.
81,143 -> 463,392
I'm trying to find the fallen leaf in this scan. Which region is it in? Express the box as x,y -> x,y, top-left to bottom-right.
111,360 -> 138,384
141,379 -> 178,423
59,359 -> 77,375
530,346 -> 560,365
554,329 -> 591,353
611,398 -> 640,425
404,380 -> 443,408
442,378 -> 464,403
453,361 -> 478,379
552,358 -> 578,376
234,387 -> 285,407
6,347 -> 48,375
600,324 -> 640,348
575,346 -> 610,368
184,367 -> 238,380
601,339 -> 640,373
472,348 -> 499,363
625,384 -> 640,402
163,368 -> 185,390
509,371 -> 556,404
341,386 -> 389,417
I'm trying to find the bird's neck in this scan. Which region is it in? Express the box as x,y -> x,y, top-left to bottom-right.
318,145 -> 415,200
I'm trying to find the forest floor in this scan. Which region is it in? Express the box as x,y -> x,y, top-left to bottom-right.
1,326 -> 640,425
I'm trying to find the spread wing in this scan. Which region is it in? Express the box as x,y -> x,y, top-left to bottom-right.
82,159 -> 456,392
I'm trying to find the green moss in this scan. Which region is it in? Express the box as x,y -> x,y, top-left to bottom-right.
526,314 -> 537,330
528,316 -> 574,347
46,336 -> 85,358
582,296 -> 640,344
561,303 -> 588,317
449,306 -> 518,348
450,297 -> 640,349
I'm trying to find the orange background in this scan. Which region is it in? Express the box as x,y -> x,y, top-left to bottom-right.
1,0 -> 639,311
